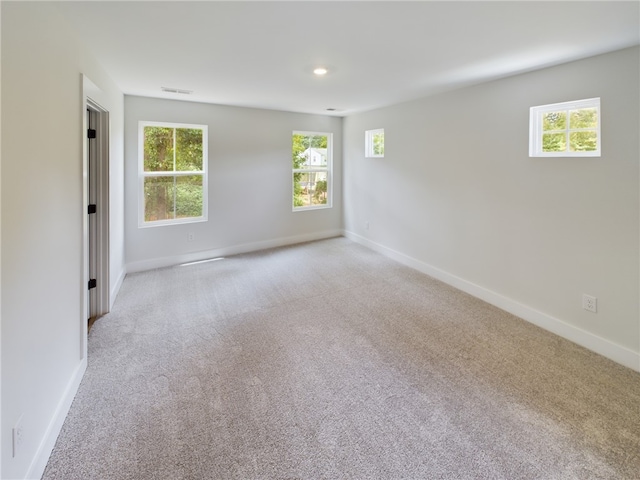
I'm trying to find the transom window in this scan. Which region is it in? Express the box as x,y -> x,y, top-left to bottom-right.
138,121 -> 208,226
292,131 -> 332,210
529,98 -> 600,157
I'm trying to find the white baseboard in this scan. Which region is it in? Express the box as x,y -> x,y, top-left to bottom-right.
126,229 -> 344,274
110,266 -> 126,310
26,358 -> 87,480
344,230 -> 640,373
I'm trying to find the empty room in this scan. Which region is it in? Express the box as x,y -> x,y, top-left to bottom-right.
1,1 -> 640,479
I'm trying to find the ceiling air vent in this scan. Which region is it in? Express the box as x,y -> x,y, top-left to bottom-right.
161,87 -> 193,95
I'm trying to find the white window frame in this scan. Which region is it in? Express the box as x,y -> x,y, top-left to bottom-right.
292,131 -> 333,212
138,121 -> 208,227
365,128 -> 385,158
529,98 -> 600,157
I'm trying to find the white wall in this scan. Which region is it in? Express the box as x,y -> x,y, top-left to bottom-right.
344,47 -> 640,371
125,96 -> 342,271
1,3 -> 125,479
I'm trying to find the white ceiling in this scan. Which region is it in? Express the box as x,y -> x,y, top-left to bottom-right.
55,1 -> 640,116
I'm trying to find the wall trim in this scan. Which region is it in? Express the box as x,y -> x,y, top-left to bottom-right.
344,230 -> 640,373
110,266 -> 126,310
26,358 -> 87,480
126,229 -> 343,274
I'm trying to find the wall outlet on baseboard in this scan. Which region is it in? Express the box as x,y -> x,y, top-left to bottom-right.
582,294 -> 597,313
12,416 -> 23,458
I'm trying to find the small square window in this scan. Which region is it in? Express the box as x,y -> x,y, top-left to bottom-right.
529,98 -> 600,157
365,129 -> 384,158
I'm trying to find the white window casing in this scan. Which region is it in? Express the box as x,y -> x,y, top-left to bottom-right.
365,128 -> 385,158
292,131 -> 332,211
138,121 -> 208,227
529,98 -> 600,157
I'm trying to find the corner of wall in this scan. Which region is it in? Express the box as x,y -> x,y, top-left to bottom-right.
126,229 -> 344,273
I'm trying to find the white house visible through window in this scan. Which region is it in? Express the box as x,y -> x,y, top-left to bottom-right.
139,121 -> 208,226
529,98 -> 600,157
292,131 -> 332,210
365,128 -> 384,157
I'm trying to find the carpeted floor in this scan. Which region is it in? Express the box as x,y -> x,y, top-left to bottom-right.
43,237 -> 640,479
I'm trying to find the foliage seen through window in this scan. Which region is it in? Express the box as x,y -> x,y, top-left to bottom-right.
292,132 -> 331,209
140,123 -> 207,225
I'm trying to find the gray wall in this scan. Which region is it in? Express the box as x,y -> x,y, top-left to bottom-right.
343,47 -> 639,370
1,3 -> 125,479
124,96 -> 343,271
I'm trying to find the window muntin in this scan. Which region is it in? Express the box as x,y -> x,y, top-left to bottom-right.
292,132 -> 332,210
529,98 -> 600,157
365,128 -> 384,157
139,122 -> 208,226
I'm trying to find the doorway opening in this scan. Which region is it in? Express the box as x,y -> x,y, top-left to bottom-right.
85,100 -> 110,333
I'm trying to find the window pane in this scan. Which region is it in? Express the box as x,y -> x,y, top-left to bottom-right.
373,132 -> 384,156
175,175 -> 204,218
309,147 -> 327,166
293,172 -> 304,207
308,135 -> 328,149
175,128 -> 204,171
293,134 -> 328,167
542,133 -> 566,152
542,111 -> 566,131
299,149 -> 313,167
144,176 -> 175,221
570,108 -> 597,129
292,134 -> 308,168
570,131 -> 597,152
294,172 -> 311,207
293,171 -> 330,207
144,127 -> 174,172
292,131 -> 331,210
310,171 -> 328,206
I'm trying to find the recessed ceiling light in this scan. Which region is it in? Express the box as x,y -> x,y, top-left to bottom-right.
313,67 -> 328,76
326,108 -> 336,111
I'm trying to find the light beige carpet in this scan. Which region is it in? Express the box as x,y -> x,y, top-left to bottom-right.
43,237 -> 640,479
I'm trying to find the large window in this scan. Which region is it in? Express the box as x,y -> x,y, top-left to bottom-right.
292,131 -> 332,210
139,122 -> 207,226
529,98 -> 600,157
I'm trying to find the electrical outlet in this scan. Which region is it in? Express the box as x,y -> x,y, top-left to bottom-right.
365,221 -> 370,230
12,416 -> 23,458
187,232 -> 195,242
582,294 -> 597,313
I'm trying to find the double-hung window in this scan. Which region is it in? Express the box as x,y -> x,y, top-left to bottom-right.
139,121 -> 208,226
529,98 -> 600,157
292,131 -> 332,210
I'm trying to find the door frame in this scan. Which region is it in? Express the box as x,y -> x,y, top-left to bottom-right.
82,76 -> 110,359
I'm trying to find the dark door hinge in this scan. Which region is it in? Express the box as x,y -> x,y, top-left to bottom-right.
87,129 -> 97,139
88,279 -> 97,290
88,204 -> 97,214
